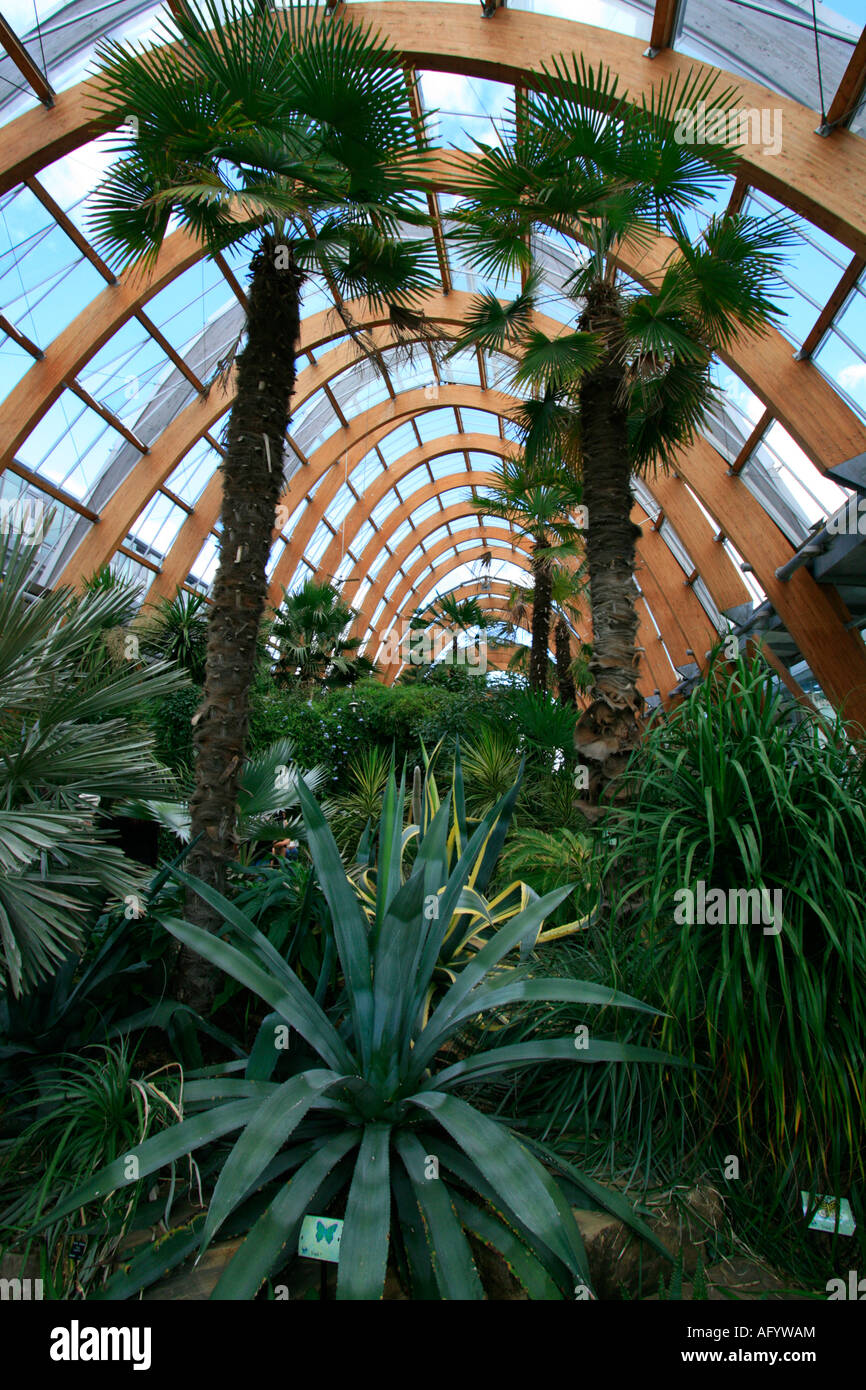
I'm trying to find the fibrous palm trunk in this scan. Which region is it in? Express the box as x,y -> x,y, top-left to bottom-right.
574,280 -> 642,806
529,536 -> 552,693
176,234 -> 303,1011
554,613 -> 577,707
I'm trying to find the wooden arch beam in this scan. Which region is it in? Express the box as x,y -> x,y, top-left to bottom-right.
367,535 -> 532,658
325,485 -> 505,615
300,434 -> 746,633
279,381 -> 866,723
270,438 -> 511,602
357,505 -> 681,700
3,3 -> 866,254
634,513 -> 718,669
674,435 -> 866,726
327,474 -> 713,676
423,579 -> 530,622
370,540 -> 674,700
311,440 -> 732,659
372,544 -> 532,684
5,225 -> 864,532
275,426 -> 735,633
151,375 -> 866,725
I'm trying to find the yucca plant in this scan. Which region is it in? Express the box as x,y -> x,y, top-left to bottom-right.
460,726 -> 521,820
34,768 -> 678,1299
138,588 -> 209,684
604,646 -> 866,1192
354,746 -> 588,1008
325,745 -> 392,855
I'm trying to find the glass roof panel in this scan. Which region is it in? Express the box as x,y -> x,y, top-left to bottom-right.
0,185 -> 106,348
412,496 -> 444,525
676,0 -> 862,125
813,269 -> 866,420
743,187 -> 851,349
1,0 -> 864,674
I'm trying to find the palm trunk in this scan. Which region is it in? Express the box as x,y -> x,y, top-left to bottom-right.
554,613 -> 577,707
175,234 -> 303,1011
529,536 -> 552,693
574,279 -> 643,807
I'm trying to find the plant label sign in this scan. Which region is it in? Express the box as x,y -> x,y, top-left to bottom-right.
298,1216 -> 343,1263
801,1192 -> 856,1235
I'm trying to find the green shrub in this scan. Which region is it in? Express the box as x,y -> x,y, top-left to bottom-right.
0,1041 -> 182,1297
247,680 -> 454,784
143,685 -> 201,775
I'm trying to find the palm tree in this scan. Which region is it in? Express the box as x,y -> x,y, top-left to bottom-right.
271,579 -> 373,689
500,563 -> 587,704
549,564 -> 588,708
89,0 -> 436,1003
395,592 -> 488,683
473,453 -> 584,692
448,58 -> 791,802
0,528 -> 183,997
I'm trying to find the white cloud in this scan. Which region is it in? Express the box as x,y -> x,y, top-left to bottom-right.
839,361 -> 866,392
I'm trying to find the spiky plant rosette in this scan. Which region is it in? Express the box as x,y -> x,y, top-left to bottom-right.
35,768 -> 681,1299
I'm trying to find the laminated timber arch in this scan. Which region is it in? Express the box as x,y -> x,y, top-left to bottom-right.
24,295 -> 866,720
152,423 -> 725,686
365,525 -> 657,683
263,418 -> 727,656
2,3 -> 865,256
160,375 -> 866,722
11,272 -> 861,593
368,541 -> 677,699
354,509 -> 684,696
278,431 -> 746,622
403,581 -> 579,687
4,228 -> 864,503
380,579 -> 559,682
323,476 -> 714,674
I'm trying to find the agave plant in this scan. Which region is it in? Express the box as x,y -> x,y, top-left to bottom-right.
325,745 -> 393,855
352,746 -> 590,1024
138,587 -> 210,684
35,767 -> 678,1299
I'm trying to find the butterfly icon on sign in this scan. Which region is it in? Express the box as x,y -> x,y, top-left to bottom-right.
299,1214 -> 344,1262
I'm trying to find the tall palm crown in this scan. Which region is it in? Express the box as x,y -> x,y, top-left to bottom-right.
87,0 -> 437,1004
448,57 -> 792,800
474,453 -> 585,693
272,579 -> 369,687
501,563 -> 588,703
